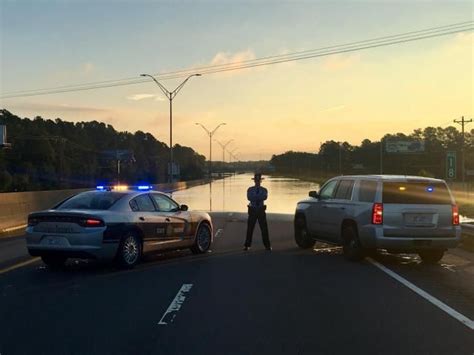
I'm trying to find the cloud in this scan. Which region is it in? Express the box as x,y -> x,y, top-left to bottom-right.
81,62 -> 95,74
126,93 -> 165,101
207,49 -> 259,77
322,53 -> 361,71
210,49 -> 256,66
4,102 -> 108,113
322,104 -> 346,113
443,32 -> 474,54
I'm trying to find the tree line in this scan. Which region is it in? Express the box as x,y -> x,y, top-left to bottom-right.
0,110 -> 206,192
270,126 -> 474,181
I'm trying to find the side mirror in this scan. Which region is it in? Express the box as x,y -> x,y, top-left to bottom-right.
180,204 -> 189,211
309,191 -> 319,199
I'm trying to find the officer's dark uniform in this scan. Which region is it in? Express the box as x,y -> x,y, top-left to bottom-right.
244,173 -> 271,251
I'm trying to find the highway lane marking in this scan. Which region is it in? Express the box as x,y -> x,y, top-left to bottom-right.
368,258 -> 474,330
0,224 -> 27,234
158,283 -> 193,325
0,257 -> 40,275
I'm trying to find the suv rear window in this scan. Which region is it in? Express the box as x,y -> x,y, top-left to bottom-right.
57,191 -> 124,210
382,182 -> 451,204
358,180 -> 377,202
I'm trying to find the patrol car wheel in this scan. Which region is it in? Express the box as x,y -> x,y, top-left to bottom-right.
294,217 -> 315,249
342,226 -> 365,262
418,249 -> 444,264
116,233 -> 142,269
41,255 -> 67,268
191,223 -> 212,254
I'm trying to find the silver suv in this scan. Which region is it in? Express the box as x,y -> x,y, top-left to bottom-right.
294,175 -> 461,263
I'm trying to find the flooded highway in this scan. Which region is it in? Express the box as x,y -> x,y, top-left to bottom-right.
171,173 -> 320,213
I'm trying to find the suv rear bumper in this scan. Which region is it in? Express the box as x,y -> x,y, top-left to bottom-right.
359,225 -> 461,250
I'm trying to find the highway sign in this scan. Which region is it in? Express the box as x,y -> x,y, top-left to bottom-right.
446,151 -> 456,179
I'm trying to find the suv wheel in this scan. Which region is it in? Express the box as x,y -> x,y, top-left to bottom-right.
418,249 -> 444,264
41,255 -> 67,269
116,233 -> 142,269
342,226 -> 365,262
191,223 -> 212,254
294,217 -> 315,249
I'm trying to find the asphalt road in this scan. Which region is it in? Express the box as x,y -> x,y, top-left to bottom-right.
1,213 -> 473,355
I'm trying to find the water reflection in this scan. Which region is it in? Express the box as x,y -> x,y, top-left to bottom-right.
172,173 -> 320,213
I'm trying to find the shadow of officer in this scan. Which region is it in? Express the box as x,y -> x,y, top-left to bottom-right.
244,173 -> 271,251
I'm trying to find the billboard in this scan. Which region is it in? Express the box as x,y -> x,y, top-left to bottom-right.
385,140 -> 425,153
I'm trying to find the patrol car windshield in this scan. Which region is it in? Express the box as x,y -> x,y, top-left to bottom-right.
383,182 -> 452,204
56,191 -> 125,210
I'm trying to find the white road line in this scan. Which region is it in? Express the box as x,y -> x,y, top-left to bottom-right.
1,224 -> 27,233
158,284 -> 193,325
368,258 -> 474,330
0,257 -> 40,275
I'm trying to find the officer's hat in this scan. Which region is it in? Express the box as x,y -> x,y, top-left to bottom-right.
252,173 -> 264,181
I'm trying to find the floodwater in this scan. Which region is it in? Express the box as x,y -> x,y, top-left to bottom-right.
171,173 -> 320,213
171,173 -> 473,222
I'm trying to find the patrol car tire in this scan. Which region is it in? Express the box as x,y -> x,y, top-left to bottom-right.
191,223 -> 212,254
41,255 -> 67,269
294,217 -> 315,249
342,226 -> 365,262
116,233 -> 142,269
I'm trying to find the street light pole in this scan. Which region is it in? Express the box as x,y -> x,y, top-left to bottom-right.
195,123 -> 226,178
215,139 -> 234,162
140,73 -> 201,182
228,147 -> 238,163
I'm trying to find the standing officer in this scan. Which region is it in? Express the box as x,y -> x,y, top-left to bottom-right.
244,173 -> 272,251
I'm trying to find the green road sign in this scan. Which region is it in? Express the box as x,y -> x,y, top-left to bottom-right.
446,151 -> 456,179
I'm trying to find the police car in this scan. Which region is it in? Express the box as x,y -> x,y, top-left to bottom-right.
26,185 -> 213,268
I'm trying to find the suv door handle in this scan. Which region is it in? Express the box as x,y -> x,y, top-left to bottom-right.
165,218 -> 171,222
321,205 -> 328,208
139,217 -> 145,221
340,207 -> 346,210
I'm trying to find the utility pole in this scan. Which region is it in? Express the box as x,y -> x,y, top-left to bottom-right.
454,116 -> 473,183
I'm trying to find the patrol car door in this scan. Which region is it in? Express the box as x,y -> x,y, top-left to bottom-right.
129,194 -> 168,252
150,193 -> 191,243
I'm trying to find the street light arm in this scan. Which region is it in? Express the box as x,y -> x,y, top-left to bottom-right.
140,74 -> 170,97
210,123 -> 226,136
195,123 -> 211,136
172,74 -> 201,98
223,139 -> 234,149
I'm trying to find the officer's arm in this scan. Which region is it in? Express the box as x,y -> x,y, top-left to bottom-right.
247,187 -> 254,202
262,188 -> 268,201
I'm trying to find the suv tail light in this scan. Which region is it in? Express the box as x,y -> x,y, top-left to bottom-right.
372,203 -> 383,225
79,218 -> 105,228
452,205 -> 460,225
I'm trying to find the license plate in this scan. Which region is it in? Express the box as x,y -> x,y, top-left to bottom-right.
404,214 -> 434,226
41,236 -> 70,247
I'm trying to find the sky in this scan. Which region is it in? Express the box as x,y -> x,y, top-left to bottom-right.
0,0 -> 473,161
